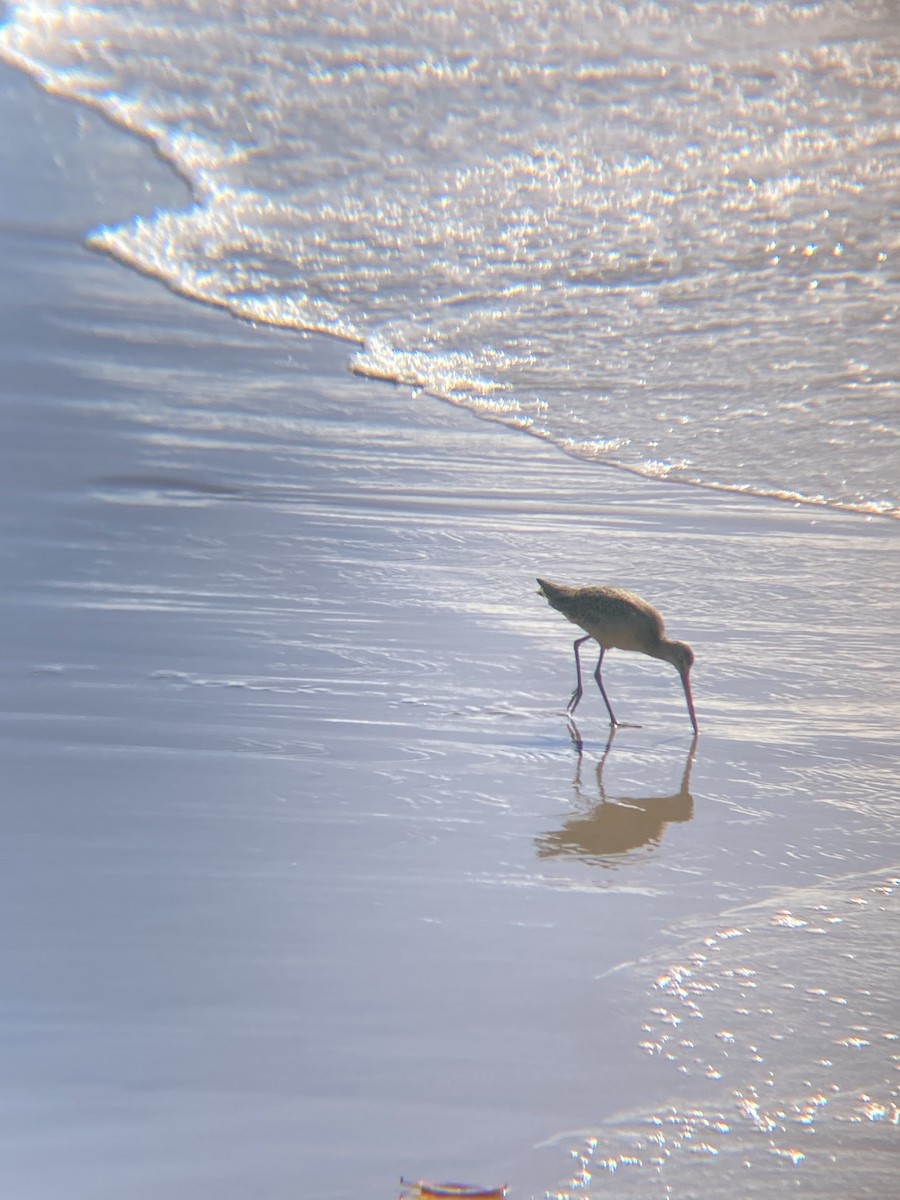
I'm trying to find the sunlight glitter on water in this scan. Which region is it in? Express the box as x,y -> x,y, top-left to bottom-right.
551,869 -> 900,1197
3,0 -> 897,517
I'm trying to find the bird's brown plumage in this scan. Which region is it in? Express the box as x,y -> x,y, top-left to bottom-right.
537,578 -> 698,732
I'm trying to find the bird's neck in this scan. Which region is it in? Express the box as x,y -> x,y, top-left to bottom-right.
654,638 -> 687,670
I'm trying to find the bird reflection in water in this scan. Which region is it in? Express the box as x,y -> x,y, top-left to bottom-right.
536,725 -> 697,864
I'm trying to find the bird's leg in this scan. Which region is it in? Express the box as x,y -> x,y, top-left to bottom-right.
567,635 -> 592,713
593,647 -> 619,727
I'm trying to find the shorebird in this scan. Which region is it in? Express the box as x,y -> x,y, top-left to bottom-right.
537,578 -> 698,733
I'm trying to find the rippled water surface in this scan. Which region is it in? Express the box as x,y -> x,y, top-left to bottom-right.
553,871 -> 899,1197
1,16 -> 898,1200
2,0 -> 898,514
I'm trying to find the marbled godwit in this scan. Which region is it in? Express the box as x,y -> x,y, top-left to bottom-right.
537,578 -> 698,733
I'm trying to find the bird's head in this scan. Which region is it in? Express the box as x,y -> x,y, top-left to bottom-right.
668,639 -> 695,677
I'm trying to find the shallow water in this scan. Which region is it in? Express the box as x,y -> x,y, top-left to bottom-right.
549,870 -> 899,1198
2,0 -> 899,515
1,55 -> 899,1200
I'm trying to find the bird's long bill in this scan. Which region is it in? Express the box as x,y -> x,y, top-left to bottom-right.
681,668 -> 699,734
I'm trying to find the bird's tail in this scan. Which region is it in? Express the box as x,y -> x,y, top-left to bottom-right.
536,577 -> 565,602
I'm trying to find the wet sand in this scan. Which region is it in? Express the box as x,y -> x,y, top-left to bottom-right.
1,63 -> 898,1199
